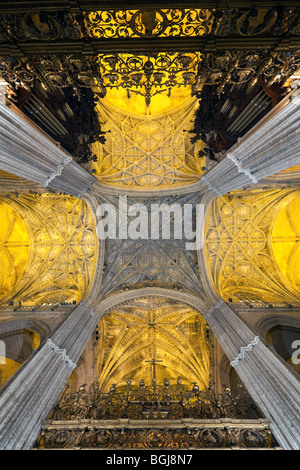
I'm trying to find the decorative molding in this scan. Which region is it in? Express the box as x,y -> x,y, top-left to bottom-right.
90,309 -> 100,321
43,156 -> 72,188
37,417 -> 276,449
76,181 -> 95,199
0,6 -> 300,53
46,338 -> 77,370
227,153 -> 258,184
230,336 -> 260,367
94,287 -> 208,323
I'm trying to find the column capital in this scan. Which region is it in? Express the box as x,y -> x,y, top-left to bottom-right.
0,100 -> 95,197
46,339 -> 77,370
230,336 -> 260,367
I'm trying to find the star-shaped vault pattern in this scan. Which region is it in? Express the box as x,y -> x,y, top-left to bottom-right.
98,193 -> 203,298
92,96 -> 205,189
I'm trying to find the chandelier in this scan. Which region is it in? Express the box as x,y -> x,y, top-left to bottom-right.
97,52 -> 200,107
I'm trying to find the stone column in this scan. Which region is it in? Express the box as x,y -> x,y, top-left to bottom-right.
0,302 -> 100,450
0,77 -> 8,104
200,89 -> 300,196
0,100 -> 95,198
206,299 -> 300,450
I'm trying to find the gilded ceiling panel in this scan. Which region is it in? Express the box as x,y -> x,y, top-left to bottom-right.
91,96 -> 205,189
86,9 -> 213,39
0,194 -> 98,308
1,6 -> 299,43
205,188 -> 300,304
97,297 -> 210,392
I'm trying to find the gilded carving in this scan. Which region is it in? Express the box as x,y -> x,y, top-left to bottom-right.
0,12 -> 83,42
86,9 -> 213,39
37,419 -> 275,449
0,7 -> 299,45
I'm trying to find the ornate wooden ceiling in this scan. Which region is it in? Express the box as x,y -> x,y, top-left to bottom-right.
0,2 -> 299,52
0,2 -> 299,164
0,4 -> 299,89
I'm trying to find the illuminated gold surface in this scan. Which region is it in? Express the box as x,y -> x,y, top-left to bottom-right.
94,50 -> 201,113
272,192 -> 300,291
92,95 -> 205,189
97,297 -> 210,392
0,201 -> 30,301
0,194 -> 98,307
102,84 -> 193,116
0,170 -> 22,179
87,10 -> 213,39
281,163 -> 300,173
205,189 -> 300,303
30,330 -> 41,350
0,357 -> 21,388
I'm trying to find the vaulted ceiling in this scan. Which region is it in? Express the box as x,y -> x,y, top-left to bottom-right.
0,1 -> 300,394
0,2 -> 299,309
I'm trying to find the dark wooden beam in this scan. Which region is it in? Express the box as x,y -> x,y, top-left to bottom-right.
0,0 -> 299,13
0,35 -> 299,57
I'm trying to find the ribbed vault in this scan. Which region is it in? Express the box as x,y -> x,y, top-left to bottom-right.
91,93 -> 206,190
96,296 -> 210,392
0,193 -> 99,308
204,188 -> 300,305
